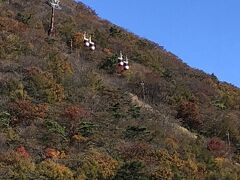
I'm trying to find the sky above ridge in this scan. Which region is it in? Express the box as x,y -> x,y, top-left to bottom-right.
79,0 -> 240,87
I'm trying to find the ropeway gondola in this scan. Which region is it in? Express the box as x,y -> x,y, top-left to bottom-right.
83,32 -> 96,51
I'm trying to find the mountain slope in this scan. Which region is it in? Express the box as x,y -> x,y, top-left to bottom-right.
0,0 -> 240,179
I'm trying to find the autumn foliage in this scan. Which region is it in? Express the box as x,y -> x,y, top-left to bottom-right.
8,100 -> 48,123
72,32 -> 84,49
44,148 -> 61,159
26,67 -> 65,103
207,138 -> 227,157
37,160 -> 74,179
1,0 -> 240,179
16,146 -> 30,158
80,150 -> 119,179
0,17 -> 27,33
118,142 -> 154,163
63,105 -> 89,121
177,100 -> 202,129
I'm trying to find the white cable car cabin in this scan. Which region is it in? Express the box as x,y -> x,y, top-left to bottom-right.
118,52 -> 124,66
123,56 -> 130,70
89,36 -> 96,51
83,32 -> 90,47
48,0 -> 62,9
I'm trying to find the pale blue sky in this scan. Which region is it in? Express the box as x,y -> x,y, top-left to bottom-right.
79,0 -> 240,87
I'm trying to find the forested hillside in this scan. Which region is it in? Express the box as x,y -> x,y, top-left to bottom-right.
0,0 -> 240,179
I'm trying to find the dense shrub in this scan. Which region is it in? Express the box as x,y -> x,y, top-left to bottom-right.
0,33 -> 30,60
16,146 -> 30,159
207,138 -> 227,157
47,53 -> 73,83
154,149 -> 204,179
109,103 -> 126,119
177,100 -> 202,130
86,72 -> 104,92
15,12 -> 32,24
72,32 -> 83,49
37,160 -> 74,180
109,26 -> 122,37
77,122 -> 96,137
0,151 -> 35,179
94,29 -> 108,48
114,161 -> 148,180
216,113 -> 240,144
117,142 -> 153,164
78,150 -> 119,179
128,104 -> 141,119
45,119 -> 67,139
63,106 -> 90,133
44,148 -> 63,159
0,78 -> 27,100
26,67 -> 65,103
0,111 -> 11,128
217,83 -> 240,110
58,17 -> 76,42
63,105 -> 89,122
151,166 -> 173,180
99,55 -> 118,74
8,100 -> 48,124
0,17 -> 26,33
125,126 -> 150,140
71,134 -> 88,144
169,85 -> 195,104
130,51 -> 148,64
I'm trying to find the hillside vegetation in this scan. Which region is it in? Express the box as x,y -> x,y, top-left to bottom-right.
0,0 -> 240,179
